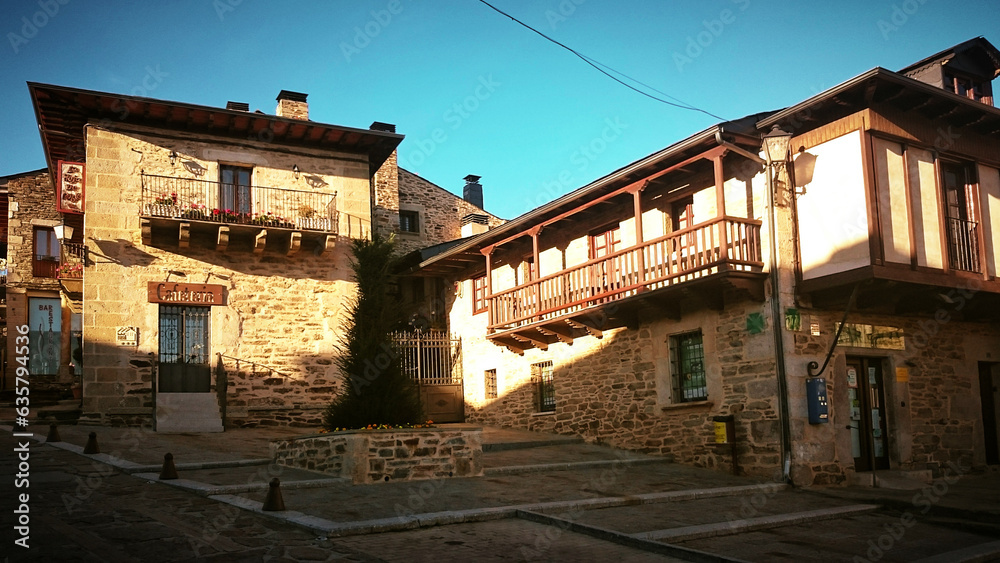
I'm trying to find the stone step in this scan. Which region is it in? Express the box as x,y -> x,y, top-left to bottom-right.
156,393 -> 223,433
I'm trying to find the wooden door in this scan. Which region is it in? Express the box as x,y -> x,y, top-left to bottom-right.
847,358 -> 891,472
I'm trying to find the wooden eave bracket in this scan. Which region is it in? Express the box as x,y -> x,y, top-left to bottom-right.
566,318 -> 602,339
511,331 -> 548,351
178,222 -> 190,249
537,325 -> 574,345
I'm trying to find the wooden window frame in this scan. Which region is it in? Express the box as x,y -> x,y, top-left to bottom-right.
472,274 -> 488,314
33,226 -> 60,278
588,222 -> 622,260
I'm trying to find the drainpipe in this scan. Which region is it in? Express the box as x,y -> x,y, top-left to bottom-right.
719,130 -> 794,484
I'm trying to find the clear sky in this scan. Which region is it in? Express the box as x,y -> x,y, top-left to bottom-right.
1,0 -> 998,220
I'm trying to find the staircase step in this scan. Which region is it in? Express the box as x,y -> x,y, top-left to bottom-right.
156,393 -> 223,433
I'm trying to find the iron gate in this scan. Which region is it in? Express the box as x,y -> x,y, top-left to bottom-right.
392,331 -> 464,423
158,305 -> 211,393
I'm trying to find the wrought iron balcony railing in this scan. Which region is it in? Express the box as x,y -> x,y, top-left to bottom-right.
946,217 -> 981,273
140,173 -> 370,238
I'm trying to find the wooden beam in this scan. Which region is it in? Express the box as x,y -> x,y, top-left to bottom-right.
901,146 -> 918,269
287,231 -> 301,257
140,218 -> 151,245
254,229 -> 267,254
537,324 -> 574,344
566,318 -> 603,339
511,330 -> 549,351
178,222 -> 190,249
216,226 -> 229,252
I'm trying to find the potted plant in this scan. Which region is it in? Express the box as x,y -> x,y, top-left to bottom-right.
296,205 -> 330,230
147,193 -> 181,217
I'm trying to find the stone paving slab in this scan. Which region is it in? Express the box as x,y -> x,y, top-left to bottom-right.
482,442 -> 655,467
562,489 -> 862,534
676,511 -> 1000,562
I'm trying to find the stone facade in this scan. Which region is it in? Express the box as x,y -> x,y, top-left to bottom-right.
271,427 -> 483,483
395,169 -> 503,255
1,169 -> 73,392
79,122 -> 372,426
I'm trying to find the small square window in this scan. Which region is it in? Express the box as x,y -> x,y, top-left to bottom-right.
485,369 -> 498,400
671,331 -> 707,402
531,361 -> 555,412
399,210 -> 420,234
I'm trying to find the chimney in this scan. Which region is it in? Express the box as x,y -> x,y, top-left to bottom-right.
461,213 -> 489,237
226,101 -> 249,112
370,121 -> 396,133
275,90 -> 308,120
463,174 -> 483,210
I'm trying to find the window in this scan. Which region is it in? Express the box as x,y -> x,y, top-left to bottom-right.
945,72 -> 993,104
399,210 -> 420,233
219,165 -> 252,216
158,305 -> 211,393
671,331 -> 707,402
33,227 -> 60,278
671,196 -> 694,231
532,361 -> 555,412
589,223 -> 622,259
941,161 -> 980,272
517,255 -> 535,286
472,274 -> 488,314
485,369 -> 498,400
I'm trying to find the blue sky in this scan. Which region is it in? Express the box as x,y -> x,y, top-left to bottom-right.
1,0 -> 998,219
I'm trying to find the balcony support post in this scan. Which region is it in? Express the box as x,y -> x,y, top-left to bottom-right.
178,222 -> 190,249
529,227 -> 542,322
714,153 -> 728,260
482,245 -> 495,327
629,185 -> 646,286
254,230 -> 267,254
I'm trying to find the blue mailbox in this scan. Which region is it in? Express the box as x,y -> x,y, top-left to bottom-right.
806,377 -> 829,424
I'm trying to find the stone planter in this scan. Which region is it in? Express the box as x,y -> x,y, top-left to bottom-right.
59,277 -> 83,297
270,426 -> 483,484
296,216 -> 332,231
145,204 -> 181,217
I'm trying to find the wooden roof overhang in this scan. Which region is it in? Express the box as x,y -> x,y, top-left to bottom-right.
758,67 -> 1000,140
27,82 -> 404,180
404,116 -> 769,280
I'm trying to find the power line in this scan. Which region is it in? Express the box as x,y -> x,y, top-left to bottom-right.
476,0 -> 728,122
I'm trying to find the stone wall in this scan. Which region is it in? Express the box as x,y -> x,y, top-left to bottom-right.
455,286 -> 782,478
787,306 -> 1000,484
2,169 -> 69,391
270,427 -> 483,483
79,124 -> 370,425
395,169 -> 504,255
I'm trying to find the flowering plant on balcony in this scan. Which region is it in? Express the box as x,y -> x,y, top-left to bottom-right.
55,263 -> 83,279
182,203 -> 209,220
211,208 -> 249,223
153,193 -> 178,206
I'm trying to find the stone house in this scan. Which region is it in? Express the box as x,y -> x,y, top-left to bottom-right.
405,37 -> 1000,485
21,83 -> 496,431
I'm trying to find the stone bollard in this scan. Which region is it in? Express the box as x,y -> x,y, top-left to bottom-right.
262,478 -> 286,511
46,424 -> 62,443
83,431 -> 100,454
159,453 -> 179,480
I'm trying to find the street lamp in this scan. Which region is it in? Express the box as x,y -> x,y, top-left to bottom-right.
53,224 -> 74,241
762,124 -> 792,165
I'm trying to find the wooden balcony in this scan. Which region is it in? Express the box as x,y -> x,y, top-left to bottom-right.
486,216 -> 765,352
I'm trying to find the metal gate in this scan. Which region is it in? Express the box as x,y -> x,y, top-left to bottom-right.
393,331 -> 464,423
158,305 -> 211,393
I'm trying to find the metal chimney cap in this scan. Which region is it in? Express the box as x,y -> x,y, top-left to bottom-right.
276,90 -> 308,102
464,175 -> 481,183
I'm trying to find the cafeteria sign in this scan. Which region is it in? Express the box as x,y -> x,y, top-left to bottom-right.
147,282 -> 225,305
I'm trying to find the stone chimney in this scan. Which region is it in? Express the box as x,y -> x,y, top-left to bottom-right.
461,213 -> 489,237
275,90 -> 308,120
226,101 -> 249,111
463,175 -> 483,210
370,122 -> 400,239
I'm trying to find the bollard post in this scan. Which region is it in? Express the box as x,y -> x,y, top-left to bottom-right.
262,477 -> 286,511
159,452 -> 179,480
46,424 -> 62,443
83,431 -> 100,454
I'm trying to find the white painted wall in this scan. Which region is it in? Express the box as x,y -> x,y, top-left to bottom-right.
873,138 -> 911,264
797,131 -> 870,280
909,147 -> 943,270
979,163 -> 1000,278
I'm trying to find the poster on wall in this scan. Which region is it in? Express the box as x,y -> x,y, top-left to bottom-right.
29,297 -> 61,375
57,160 -> 85,214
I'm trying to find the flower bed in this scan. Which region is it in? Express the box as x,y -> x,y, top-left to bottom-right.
270,426 -> 483,484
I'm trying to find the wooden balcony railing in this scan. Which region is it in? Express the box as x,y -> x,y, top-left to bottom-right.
487,216 -> 763,332
946,217 -> 981,273
140,173 -> 370,238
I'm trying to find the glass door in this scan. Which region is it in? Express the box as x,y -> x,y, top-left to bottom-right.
847,357 -> 890,472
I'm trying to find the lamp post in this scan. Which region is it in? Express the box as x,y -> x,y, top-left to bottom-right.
762,123 -> 794,483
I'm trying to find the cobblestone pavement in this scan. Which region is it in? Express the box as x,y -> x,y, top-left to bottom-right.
3,422 -> 1000,562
